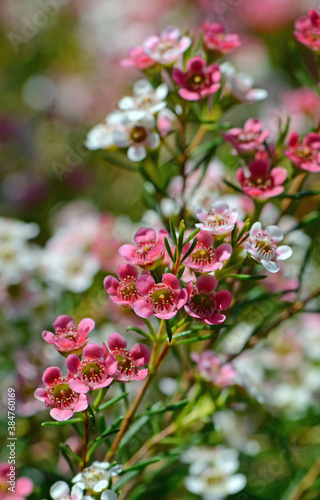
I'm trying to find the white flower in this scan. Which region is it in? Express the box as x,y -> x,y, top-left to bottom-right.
245,222 -> 292,273
118,80 -> 168,114
72,462 -> 121,493
196,201 -> 239,236
0,217 -> 39,241
220,62 -> 267,103
49,481 -> 89,500
85,111 -> 125,150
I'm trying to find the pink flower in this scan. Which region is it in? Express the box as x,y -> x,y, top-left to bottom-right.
185,276 -> 232,325
66,344 -> 117,393
237,160 -> 287,200
172,57 -> 221,101
245,222 -> 292,273
196,201 -> 239,236
190,351 -> 237,387
183,231 -> 232,273
285,132 -> 320,173
143,26 -> 191,65
121,46 -> 157,70
203,22 -> 241,55
223,119 -> 270,154
133,273 -> 188,320
294,9 -> 320,52
34,367 -> 88,421
0,464 -> 33,500
103,332 -> 150,382
119,228 -> 168,269
104,264 -> 141,308
42,315 -> 94,355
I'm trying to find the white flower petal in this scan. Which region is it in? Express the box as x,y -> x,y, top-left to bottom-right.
93,480 -> 109,493
100,491 -> 118,500
50,481 -> 70,500
127,145 -> 146,162
261,259 -> 279,273
276,245 -> 293,261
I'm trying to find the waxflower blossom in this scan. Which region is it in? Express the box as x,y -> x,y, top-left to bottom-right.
172,57 -> 221,101
191,351 -> 237,387
183,231 -> 232,273
85,111 -> 126,151
203,22 -> 241,55
72,461 -> 121,494
42,315 -> 94,355
196,201 -> 239,236
121,46 -> 157,70
143,26 -> 191,65
223,119 -> 270,154
49,482 -> 87,500
133,273 -> 188,320
294,8 -> 320,52
237,160 -> 287,200
119,227 -> 168,269
220,62 -> 267,102
118,80 -> 168,115
66,344 -> 117,393
245,222 -> 292,273
103,332 -> 150,382
34,366 -> 88,421
185,276 -> 232,325
0,464 -> 33,500
104,264 -> 141,308
285,132 -> 320,173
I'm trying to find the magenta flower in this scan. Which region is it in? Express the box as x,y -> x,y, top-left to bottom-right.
34,367 -> 88,421
119,228 -> 168,269
185,276 -> 232,325
196,201 -> 239,236
143,26 -> 191,65
294,9 -> 320,52
42,315 -> 94,355
103,332 -> 150,382
245,222 -> 292,273
190,351 -> 237,387
104,264 -> 140,308
285,132 -> 320,173
223,119 -> 270,154
66,344 -> 117,393
0,464 -> 33,500
237,160 -> 287,200
133,273 -> 188,320
183,231 -> 232,273
172,57 -> 221,101
121,46 -> 157,70
203,22 -> 241,55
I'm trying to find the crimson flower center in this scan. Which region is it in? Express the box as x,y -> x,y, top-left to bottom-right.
130,126 -> 147,143
190,292 -> 216,317
189,73 -> 210,89
112,348 -> 135,376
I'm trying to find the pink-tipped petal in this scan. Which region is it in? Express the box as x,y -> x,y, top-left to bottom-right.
43,366 -> 62,386
104,276 -> 119,294
82,343 -> 104,360
215,243 -> 232,262
53,315 -> 75,331
108,332 -> 127,350
205,313 -> 226,325
196,275 -> 218,293
66,354 -> 81,375
215,290 -> 232,310
130,343 -> 151,367
162,273 -> 181,291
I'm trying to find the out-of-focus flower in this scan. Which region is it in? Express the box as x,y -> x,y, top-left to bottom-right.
72,461 -> 121,494
195,201 -> 239,235
49,482 -> 86,500
245,222 -> 292,273
104,264 -> 141,308
121,46 -> 157,70
183,231 -> 232,273
157,108 -> 177,137
85,111 -> 126,150
182,446 -> 246,500
0,464 -> 33,500
143,26 -> 191,65
34,367 -> 88,421
42,315 -> 94,355
185,275 -> 232,325
282,87 -> 320,122
191,350 -> 237,387
294,8 -> 320,52
134,272 -> 188,320
172,57 -> 220,101
220,62 -> 267,102
118,80 -> 168,114
223,119 -> 270,154
203,22 -> 241,54
237,160 -> 287,200
285,132 -> 320,172
67,343 -> 117,393
119,227 -> 168,269
103,332 -> 150,382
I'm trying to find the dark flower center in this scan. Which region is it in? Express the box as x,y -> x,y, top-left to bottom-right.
189,292 -> 216,317
112,348 -> 135,376
189,73 -> 210,90
190,247 -> 215,266
49,379 -> 78,408
150,285 -> 176,312
131,126 -> 148,143
254,238 -> 275,257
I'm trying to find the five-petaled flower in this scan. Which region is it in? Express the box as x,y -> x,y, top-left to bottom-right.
42,315 -> 94,355
196,201 -> 239,236
172,57 -> 221,101
118,80 -> 168,115
34,366 -> 88,421
245,222 -> 292,273
285,132 -> 320,173
143,26 -> 191,65
133,273 -> 188,320
237,160 -> 287,200
223,119 -> 270,155
203,22 -> 241,55
119,227 -> 168,269
185,275 -> 232,325
183,231 -> 232,273
104,264 -> 141,308
72,461 -> 121,494
49,481 -> 87,500
103,333 -> 150,382
294,8 -> 320,52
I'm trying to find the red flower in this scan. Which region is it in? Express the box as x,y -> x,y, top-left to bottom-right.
172,57 -> 221,101
237,160 -> 287,200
